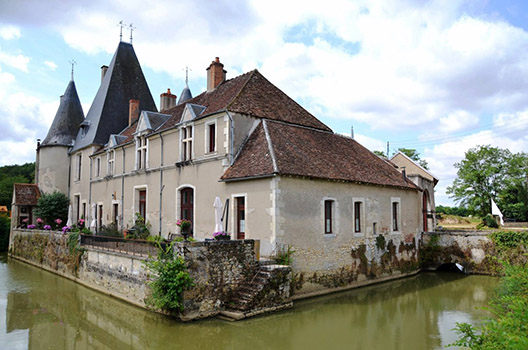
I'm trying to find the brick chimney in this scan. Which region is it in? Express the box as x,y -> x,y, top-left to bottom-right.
101,65 -> 108,83
206,57 -> 226,92
129,99 -> 140,126
160,88 -> 177,111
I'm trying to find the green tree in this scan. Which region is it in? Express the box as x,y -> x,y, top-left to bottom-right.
0,214 -> 10,252
35,191 -> 69,227
0,162 -> 35,210
396,148 -> 429,169
447,145 -> 527,219
373,150 -> 386,158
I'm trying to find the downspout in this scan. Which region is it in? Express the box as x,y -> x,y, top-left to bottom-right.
35,139 -> 40,185
224,110 -> 235,165
159,133 -> 164,237
88,152 -> 92,226
121,146 -> 125,231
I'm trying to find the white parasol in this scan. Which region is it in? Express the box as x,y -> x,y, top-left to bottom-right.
90,203 -> 97,231
213,197 -> 224,233
66,204 -> 73,227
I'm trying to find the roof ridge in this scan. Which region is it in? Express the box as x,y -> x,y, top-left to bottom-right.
263,118 -> 334,134
262,120 -> 278,173
226,69 -> 258,110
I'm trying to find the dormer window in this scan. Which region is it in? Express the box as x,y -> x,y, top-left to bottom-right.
79,120 -> 90,138
136,135 -> 148,170
181,126 -> 193,161
95,157 -> 101,177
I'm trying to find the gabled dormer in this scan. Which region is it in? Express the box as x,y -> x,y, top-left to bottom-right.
136,111 -> 171,134
107,134 -> 127,148
181,104 -> 206,123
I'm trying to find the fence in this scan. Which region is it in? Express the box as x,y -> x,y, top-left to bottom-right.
80,235 -> 168,257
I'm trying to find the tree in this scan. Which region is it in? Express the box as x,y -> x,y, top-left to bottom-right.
0,162 -> 35,210
373,150 -> 386,158
35,191 -> 69,226
0,214 -> 10,252
447,145 -> 528,219
396,148 -> 429,169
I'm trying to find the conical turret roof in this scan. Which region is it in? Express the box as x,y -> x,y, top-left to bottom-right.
41,80 -> 85,147
71,42 -> 156,152
177,85 -> 193,105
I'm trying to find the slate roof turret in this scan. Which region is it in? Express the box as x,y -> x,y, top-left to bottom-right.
41,80 -> 84,147
177,85 -> 193,105
71,42 -> 157,152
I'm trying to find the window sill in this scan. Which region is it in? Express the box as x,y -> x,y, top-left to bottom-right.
390,231 -> 402,235
354,232 -> 364,237
324,233 -> 336,238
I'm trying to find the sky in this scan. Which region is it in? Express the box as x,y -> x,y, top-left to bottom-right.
1,0 -> 528,207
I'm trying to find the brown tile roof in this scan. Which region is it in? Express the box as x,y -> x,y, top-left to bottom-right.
13,184 -> 41,206
222,120 -> 419,190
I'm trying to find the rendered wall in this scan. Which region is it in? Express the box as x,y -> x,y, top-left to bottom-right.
37,146 -> 71,195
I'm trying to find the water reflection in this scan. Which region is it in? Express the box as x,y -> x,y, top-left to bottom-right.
0,253 -> 497,350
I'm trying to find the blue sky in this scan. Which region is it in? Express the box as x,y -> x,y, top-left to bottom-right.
1,0 -> 528,207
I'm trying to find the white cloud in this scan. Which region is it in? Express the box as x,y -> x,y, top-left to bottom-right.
0,25 -> 21,40
44,60 -> 58,71
0,48 -> 30,72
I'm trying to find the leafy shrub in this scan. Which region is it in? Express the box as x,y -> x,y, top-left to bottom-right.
35,191 -> 69,226
98,222 -> 122,237
126,213 -> 150,240
147,235 -> 164,244
490,231 -> 528,250
376,234 -> 386,250
478,214 -> 499,229
274,245 -> 295,265
144,243 -> 193,312
0,215 -> 10,252
451,263 -> 528,349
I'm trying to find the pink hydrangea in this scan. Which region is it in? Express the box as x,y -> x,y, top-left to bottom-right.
36,218 -> 43,224
55,218 -> 62,225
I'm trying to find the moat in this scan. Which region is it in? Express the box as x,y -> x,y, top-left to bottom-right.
0,253 -> 497,350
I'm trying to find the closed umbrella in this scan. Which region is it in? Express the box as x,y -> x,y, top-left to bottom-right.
66,204 -> 73,227
90,203 -> 97,231
213,197 -> 224,233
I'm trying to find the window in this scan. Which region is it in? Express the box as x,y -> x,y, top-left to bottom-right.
136,136 -> 148,170
235,196 -> 246,239
354,201 -> 362,233
113,203 -> 119,224
98,204 -> 103,232
107,150 -> 115,175
180,187 -> 194,235
139,190 -> 146,220
95,157 -> 101,177
75,153 -> 82,181
181,126 -> 193,161
392,201 -> 400,232
75,195 -> 80,222
324,200 -> 333,234
82,202 -> 86,220
207,123 -> 216,153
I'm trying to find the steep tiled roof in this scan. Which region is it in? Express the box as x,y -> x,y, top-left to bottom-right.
41,80 -> 84,147
222,120 -> 419,190
13,184 -> 41,206
71,42 -> 157,152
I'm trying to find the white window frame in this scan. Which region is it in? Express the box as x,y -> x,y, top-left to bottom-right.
75,152 -> 82,181
391,197 -> 401,234
107,149 -> 115,176
322,197 -> 338,237
176,184 -> 196,224
111,199 -> 121,228
135,135 -> 148,170
352,197 -> 365,236
95,157 -> 101,177
205,119 -> 217,154
231,193 -> 248,238
180,125 -> 194,161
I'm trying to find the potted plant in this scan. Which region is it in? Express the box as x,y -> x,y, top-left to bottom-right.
176,219 -> 192,240
213,231 -> 230,241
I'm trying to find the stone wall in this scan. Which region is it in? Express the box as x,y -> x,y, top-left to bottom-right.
177,240 -> 258,320
9,229 -> 291,321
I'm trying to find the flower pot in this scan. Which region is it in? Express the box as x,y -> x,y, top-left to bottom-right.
181,227 -> 191,241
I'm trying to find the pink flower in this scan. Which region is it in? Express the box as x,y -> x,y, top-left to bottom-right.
22,218 -> 29,223
44,225 -> 52,230
55,218 -> 62,225
36,218 -> 43,223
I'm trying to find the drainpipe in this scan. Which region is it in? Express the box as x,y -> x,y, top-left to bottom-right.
88,152 -> 92,228
121,146 -> 125,231
224,110 -> 235,165
159,133 -> 164,237
35,139 -> 40,186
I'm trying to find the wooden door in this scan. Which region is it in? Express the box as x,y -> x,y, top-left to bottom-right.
236,197 -> 245,239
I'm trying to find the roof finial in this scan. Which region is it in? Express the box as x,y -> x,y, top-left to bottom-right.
118,20 -> 126,42
183,66 -> 192,86
69,59 -> 76,81
129,23 -> 136,44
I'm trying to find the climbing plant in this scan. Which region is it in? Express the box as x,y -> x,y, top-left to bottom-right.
144,242 -> 193,313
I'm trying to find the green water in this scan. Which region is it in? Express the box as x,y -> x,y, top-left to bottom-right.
0,253 -> 497,350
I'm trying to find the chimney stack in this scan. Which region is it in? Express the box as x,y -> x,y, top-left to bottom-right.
129,99 -> 140,126
160,88 -> 177,111
101,65 -> 108,83
206,57 -> 226,92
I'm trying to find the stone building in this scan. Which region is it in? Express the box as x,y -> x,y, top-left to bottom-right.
26,40 -> 434,295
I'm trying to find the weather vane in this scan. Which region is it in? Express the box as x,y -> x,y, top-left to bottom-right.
129,23 -> 136,44
118,20 -> 126,41
183,66 -> 192,85
69,59 -> 76,80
